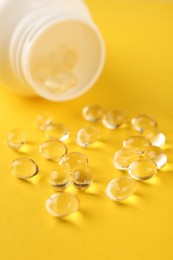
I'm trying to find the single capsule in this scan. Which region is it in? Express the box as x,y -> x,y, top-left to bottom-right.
56,70 -> 78,89
59,152 -> 88,171
36,115 -> 52,131
123,136 -> 151,154
44,123 -> 69,141
7,128 -> 26,150
43,75 -> 66,93
40,140 -> 67,160
46,192 -> 79,217
106,176 -> 136,201
144,146 -> 167,169
102,110 -> 128,129
10,158 -> 39,179
128,159 -> 158,181
142,128 -> 166,147
76,126 -> 100,147
131,114 -> 157,132
82,104 -> 105,122
72,165 -> 93,190
113,148 -> 140,170
49,165 -> 71,191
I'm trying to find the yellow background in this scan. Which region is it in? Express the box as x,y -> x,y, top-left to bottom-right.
0,1 -> 173,259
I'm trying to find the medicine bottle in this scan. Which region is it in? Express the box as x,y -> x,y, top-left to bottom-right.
0,0 -> 105,101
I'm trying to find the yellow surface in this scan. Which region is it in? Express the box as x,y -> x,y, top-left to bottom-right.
0,1 -> 173,259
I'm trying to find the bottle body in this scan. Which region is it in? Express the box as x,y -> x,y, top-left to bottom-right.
0,0 -> 105,101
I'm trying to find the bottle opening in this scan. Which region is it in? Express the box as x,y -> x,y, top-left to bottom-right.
24,18 -> 105,101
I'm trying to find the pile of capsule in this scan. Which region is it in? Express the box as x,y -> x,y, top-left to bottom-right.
107,114 -> 167,201
7,104 -> 168,218
32,45 -> 78,95
81,105 -> 167,202
7,115 -> 93,218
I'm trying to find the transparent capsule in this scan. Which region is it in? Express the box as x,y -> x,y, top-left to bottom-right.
10,158 -> 39,179
144,146 -> 167,169
123,136 -> 151,154
113,148 -> 140,170
46,192 -> 79,217
142,128 -> 166,147
128,159 -> 158,181
55,70 -> 78,90
40,140 -> 67,160
43,75 -> 66,93
50,165 -> 71,191
82,104 -> 105,122
7,128 -> 26,150
76,126 -> 100,147
36,114 -> 52,131
44,123 -> 69,141
131,114 -> 157,132
41,70 -> 78,94
102,110 -> 128,129
72,165 -> 93,190
59,152 -> 88,171
106,176 -> 136,201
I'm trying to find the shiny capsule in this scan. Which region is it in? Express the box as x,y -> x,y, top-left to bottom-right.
44,123 -> 69,141
144,146 -> 167,169
36,114 -> 52,131
10,158 -> 39,179
72,165 -> 93,190
76,126 -> 100,147
123,136 -> 151,154
46,192 -> 79,217
142,128 -> 166,147
40,140 -> 67,160
7,128 -> 26,150
82,104 -> 105,122
106,176 -> 136,201
131,114 -> 157,132
59,152 -> 88,171
49,165 -> 71,191
102,110 -> 128,129
128,159 -> 158,181
113,148 -> 140,170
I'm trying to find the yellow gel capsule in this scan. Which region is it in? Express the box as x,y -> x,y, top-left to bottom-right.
44,123 -> 69,141
55,70 -> 78,89
76,126 -> 100,147
41,71 -> 78,94
7,128 -> 26,150
102,110 -> 128,129
50,165 -> 71,191
142,128 -> 166,147
106,176 -> 136,201
123,136 -> 151,154
11,158 -> 39,179
46,192 -> 79,217
40,140 -> 67,160
59,152 -> 88,171
128,159 -> 158,181
82,104 -> 105,122
144,146 -> 167,169
36,114 -> 52,131
113,148 -> 140,170
72,165 -> 93,190
131,114 -> 157,132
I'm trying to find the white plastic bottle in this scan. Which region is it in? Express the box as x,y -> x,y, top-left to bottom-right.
0,0 -> 105,101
